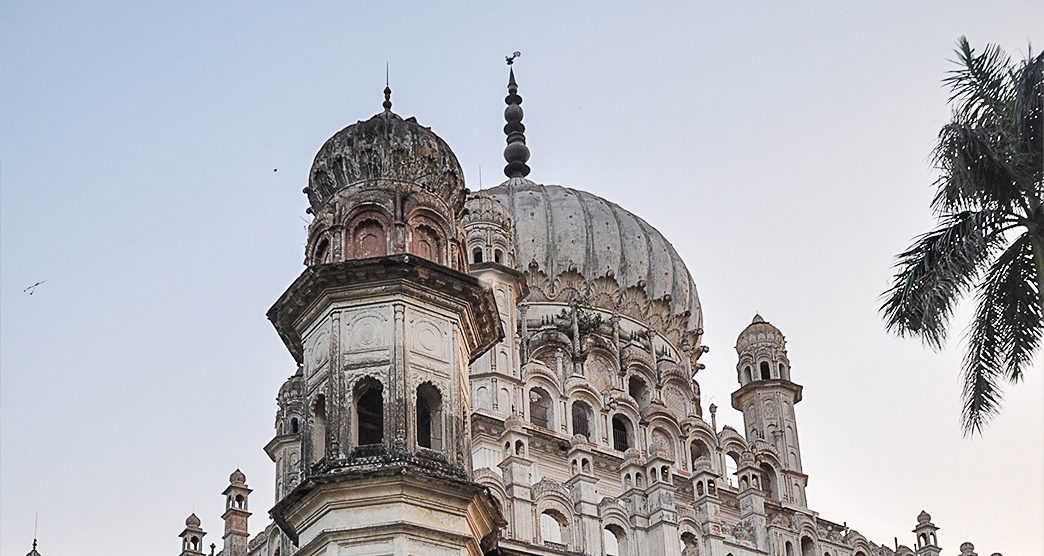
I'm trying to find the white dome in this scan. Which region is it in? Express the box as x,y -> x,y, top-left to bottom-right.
486,178 -> 701,333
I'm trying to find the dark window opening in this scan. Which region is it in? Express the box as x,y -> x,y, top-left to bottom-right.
760,361 -> 771,380
612,415 -> 631,451
572,401 -> 592,439
472,247 -> 483,263
416,383 -> 443,449
356,378 -> 384,446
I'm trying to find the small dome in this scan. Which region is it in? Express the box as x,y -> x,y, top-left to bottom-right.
463,191 -> 514,232
185,513 -> 201,527
917,510 -> 932,523
736,314 -> 785,351
306,110 -> 466,215
229,469 -> 247,485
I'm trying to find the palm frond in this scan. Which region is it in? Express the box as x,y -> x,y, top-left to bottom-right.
961,235 -> 1043,434
931,121 -> 1024,212
944,37 -> 1015,126
1012,49 -> 1044,185
881,211 -> 1005,348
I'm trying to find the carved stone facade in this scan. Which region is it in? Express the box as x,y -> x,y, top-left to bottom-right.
174,76 -> 1004,556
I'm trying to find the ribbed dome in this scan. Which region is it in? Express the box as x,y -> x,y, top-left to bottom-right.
486,178 -> 701,330
306,111 -> 467,214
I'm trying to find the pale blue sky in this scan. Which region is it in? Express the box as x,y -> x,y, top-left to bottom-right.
1,2 -> 1040,555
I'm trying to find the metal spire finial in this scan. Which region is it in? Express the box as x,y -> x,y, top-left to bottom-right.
382,63 -> 392,112
502,52 -> 530,179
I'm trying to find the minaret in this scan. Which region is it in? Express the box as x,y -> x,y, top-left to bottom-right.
221,469 -> 250,556
913,511 -> 942,556
731,314 -> 808,507
178,514 -> 206,556
269,84 -> 505,555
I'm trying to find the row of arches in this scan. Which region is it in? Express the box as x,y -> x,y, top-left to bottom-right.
528,386 -> 637,451
306,379 -> 445,462
740,360 -> 788,384
310,209 -> 457,268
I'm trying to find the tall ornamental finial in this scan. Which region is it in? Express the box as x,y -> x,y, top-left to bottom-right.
503,51 -> 531,178
382,63 -> 392,112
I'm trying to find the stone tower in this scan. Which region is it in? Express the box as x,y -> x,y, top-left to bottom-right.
267,86 -> 505,555
731,314 -> 808,507
178,514 -> 206,556
221,469 -> 251,556
914,510 -> 942,556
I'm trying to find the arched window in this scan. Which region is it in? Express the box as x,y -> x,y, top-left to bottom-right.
355,378 -> 384,446
628,375 -> 650,406
310,394 -> 327,461
410,224 -> 442,263
696,481 -> 704,496
472,247 -> 483,263
690,439 -> 709,467
494,248 -> 504,264
759,462 -> 778,499
416,383 -> 443,450
352,218 -> 387,259
234,494 -> 246,509
572,401 -> 592,439
313,237 -> 331,265
529,388 -> 552,429
540,510 -> 566,546
290,417 -> 299,434
760,361 -> 771,380
786,542 -> 795,556
604,525 -> 626,556
190,536 -> 200,551
800,536 -> 815,556
724,452 -> 740,487
681,532 -> 699,556
779,362 -> 786,379
743,366 -> 752,383
612,415 -> 631,451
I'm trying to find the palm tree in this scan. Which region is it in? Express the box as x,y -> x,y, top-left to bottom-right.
882,37 -> 1043,435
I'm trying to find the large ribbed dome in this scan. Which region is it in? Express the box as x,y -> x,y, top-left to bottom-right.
486,178 -> 701,331
306,110 -> 467,214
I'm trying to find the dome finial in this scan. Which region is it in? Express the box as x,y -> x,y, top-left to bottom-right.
382,62 -> 392,112
503,51 -> 531,179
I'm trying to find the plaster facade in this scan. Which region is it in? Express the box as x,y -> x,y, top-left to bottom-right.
163,72 -> 1006,556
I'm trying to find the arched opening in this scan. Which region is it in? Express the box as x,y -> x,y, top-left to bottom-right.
571,400 -> 593,439
690,439 -> 709,468
743,366 -> 752,383
529,388 -> 553,429
628,375 -> 650,406
635,471 -> 644,487
724,452 -> 740,487
759,462 -> 778,498
696,481 -> 705,496
786,541 -> 795,556
800,536 -> 815,556
930,532 -> 937,546
410,224 -> 442,263
290,417 -> 299,434
352,218 -> 387,259
416,383 -> 443,450
313,237 -> 331,265
739,475 -> 748,489
234,494 -> 246,509
355,378 -> 384,446
190,536 -> 200,551
612,415 -> 632,451
760,361 -> 771,380
310,394 -> 327,461
540,510 -> 566,547
582,458 -> 591,473
603,525 -> 626,556
779,362 -> 787,379
681,532 -> 699,556
515,439 -> 525,456
494,248 -> 504,264
472,247 -> 483,263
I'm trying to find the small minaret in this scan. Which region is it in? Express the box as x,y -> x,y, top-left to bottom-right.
731,314 -> 808,507
178,513 -> 206,556
221,470 -> 251,556
914,511 -> 941,556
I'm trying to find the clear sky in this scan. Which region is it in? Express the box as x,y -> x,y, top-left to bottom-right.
1,2 -> 1041,555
